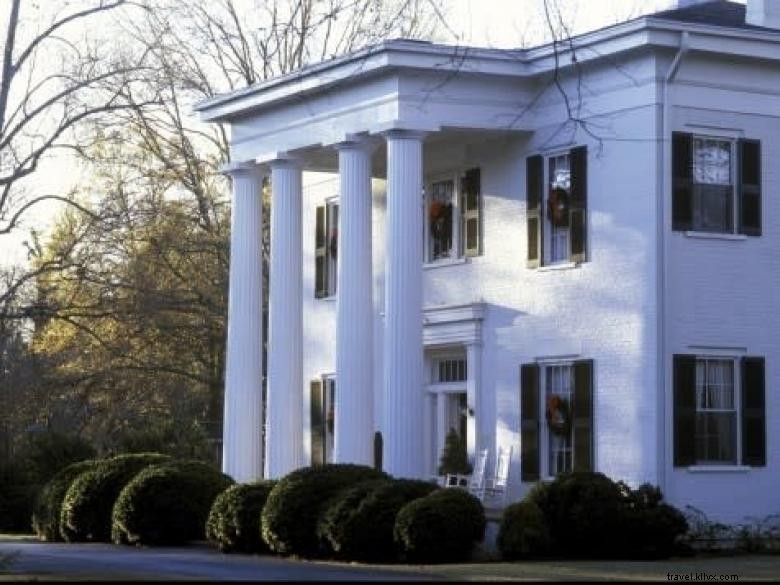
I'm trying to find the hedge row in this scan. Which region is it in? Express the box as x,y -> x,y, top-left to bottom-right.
497,472 -> 688,560
206,465 -> 485,563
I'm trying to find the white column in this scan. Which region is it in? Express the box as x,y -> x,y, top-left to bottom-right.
383,130 -> 426,479
266,158 -> 304,478
335,141 -> 374,465
466,343 -> 481,463
222,163 -> 265,483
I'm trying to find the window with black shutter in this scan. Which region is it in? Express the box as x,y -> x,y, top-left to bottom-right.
526,146 -> 588,267
673,354 -> 766,467
520,363 -> 540,481
425,167 -> 482,262
672,132 -> 762,236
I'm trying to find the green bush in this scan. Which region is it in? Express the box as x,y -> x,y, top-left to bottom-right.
112,460 -> 233,546
59,453 -> 169,542
394,488 -> 485,563
497,500 -> 552,559
319,478 -> 438,562
32,459 -> 102,541
206,481 -> 277,553
527,471 -> 624,559
437,428 -> 472,476
618,482 -> 688,558
261,464 -> 387,557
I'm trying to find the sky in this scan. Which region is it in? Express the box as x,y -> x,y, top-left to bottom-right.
0,0 -> 747,269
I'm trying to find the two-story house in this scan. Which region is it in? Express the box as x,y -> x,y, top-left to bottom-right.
197,0 -> 779,523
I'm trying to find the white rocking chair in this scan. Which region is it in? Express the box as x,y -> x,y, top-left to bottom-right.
444,448 -> 488,496
481,446 -> 512,506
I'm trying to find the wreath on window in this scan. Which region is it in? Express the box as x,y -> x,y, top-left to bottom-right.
545,394 -> 572,437
429,201 -> 453,241
547,187 -> 570,228
329,228 -> 338,257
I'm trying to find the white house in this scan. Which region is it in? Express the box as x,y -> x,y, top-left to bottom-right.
196,0 -> 780,523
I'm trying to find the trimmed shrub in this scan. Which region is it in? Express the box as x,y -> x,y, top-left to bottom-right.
618,482 -> 688,558
527,471 -> 624,558
32,459 -> 102,541
261,464 -> 387,557
394,488 -> 485,563
497,500 -> 552,560
319,478 -> 438,562
59,453 -> 169,542
112,460 -> 233,546
438,428 -> 471,476
206,481 -> 277,553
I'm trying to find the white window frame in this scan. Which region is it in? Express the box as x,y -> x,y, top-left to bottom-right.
539,362 -> 575,480
424,173 -> 461,264
543,150 -> 572,266
690,133 -> 739,235
692,355 -> 742,467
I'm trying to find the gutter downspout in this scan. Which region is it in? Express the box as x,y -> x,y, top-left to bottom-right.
658,30 -> 689,493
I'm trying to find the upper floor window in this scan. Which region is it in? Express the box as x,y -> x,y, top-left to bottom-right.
673,132 -> 762,236
314,198 -> 338,298
424,168 -> 482,263
526,146 -> 587,268
673,354 -> 766,468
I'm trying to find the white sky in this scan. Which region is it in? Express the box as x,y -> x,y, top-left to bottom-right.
0,0 -> 746,268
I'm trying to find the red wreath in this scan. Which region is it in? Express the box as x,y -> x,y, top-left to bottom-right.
547,187 -> 570,228
545,394 -> 572,437
429,201 -> 453,241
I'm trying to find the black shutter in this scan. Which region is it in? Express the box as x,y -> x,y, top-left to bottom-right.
673,355 -> 697,467
672,132 -> 693,231
520,363 -> 540,481
310,379 -> 325,466
742,357 -> 766,467
572,360 -> 593,472
314,206 -> 327,298
738,139 -> 762,237
526,156 -> 543,268
461,168 -> 481,257
570,146 -> 588,264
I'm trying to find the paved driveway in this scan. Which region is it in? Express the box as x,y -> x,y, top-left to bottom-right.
0,540 -> 435,581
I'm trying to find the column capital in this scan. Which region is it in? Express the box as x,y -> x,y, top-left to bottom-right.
381,128 -> 429,142
257,151 -> 303,168
220,161 -> 267,180
333,134 -> 379,154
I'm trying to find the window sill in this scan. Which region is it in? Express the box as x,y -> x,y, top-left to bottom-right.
686,465 -> 751,473
317,295 -> 337,302
683,231 -> 748,241
424,257 -> 469,270
538,261 -> 579,272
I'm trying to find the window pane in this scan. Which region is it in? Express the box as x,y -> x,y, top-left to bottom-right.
694,184 -> 732,233
693,138 -> 731,185
695,359 -> 736,465
434,358 -> 467,382
429,180 -> 454,261
546,365 -> 573,476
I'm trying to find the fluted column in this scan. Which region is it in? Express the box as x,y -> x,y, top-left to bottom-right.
334,141 -> 374,465
266,157 -> 304,478
383,130 -> 426,479
222,163 -> 265,482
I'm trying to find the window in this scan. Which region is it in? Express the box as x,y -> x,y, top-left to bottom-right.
526,147 -> 587,268
424,168 -> 481,263
433,357 -> 467,383
314,199 -> 339,298
673,355 -> 766,468
695,359 -> 736,464
310,376 -> 336,466
672,133 -> 762,236
545,364 -> 574,475
520,360 -> 593,482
